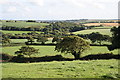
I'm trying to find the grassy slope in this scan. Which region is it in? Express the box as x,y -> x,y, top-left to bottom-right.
1,30 -> 42,34
73,29 -> 111,36
1,21 -> 48,34
2,21 -> 49,27
10,39 -> 52,43
2,60 -> 119,78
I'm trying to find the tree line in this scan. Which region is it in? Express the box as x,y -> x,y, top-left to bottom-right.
1,31 -> 111,46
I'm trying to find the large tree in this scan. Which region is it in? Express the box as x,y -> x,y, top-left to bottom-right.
15,46 -> 39,57
108,26 -> 120,51
55,36 -> 90,59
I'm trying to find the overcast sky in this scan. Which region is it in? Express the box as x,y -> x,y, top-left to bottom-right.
0,0 -> 119,20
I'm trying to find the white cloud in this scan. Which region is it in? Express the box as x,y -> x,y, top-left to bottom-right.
48,10 -> 52,14
29,0 -> 44,6
64,0 -> 85,7
7,6 -> 17,12
92,3 -> 105,9
82,0 -> 119,3
24,7 -> 31,12
0,0 -> 119,20
0,0 -> 8,4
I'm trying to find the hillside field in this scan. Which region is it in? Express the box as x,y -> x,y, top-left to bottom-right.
1,21 -> 49,27
1,30 -> 42,34
73,29 -> 111,36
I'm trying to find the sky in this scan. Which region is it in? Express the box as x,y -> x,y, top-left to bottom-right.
0,0 -> 119,20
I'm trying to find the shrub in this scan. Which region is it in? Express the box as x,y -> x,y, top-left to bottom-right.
0,53 -> 13,62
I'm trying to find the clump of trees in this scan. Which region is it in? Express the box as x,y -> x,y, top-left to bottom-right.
108,26 -> 120,51
26,20 -> 36,22
77,32 -> 111,45
88,32 -> 111,45
55,36 -> 90,59
15,46 -> 39,57
43,22 -> 88,36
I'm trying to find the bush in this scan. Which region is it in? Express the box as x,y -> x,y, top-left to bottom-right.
0,53 -> 13,62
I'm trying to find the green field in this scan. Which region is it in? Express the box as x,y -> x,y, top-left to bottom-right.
11,39 -> 28,43
1,21 -> 49,27
1,30 -> 42,34
10,39 -> 52,44
1,46 -> 118,58
73,29 -> 111,36
92,26 -> 113,29
2,60 -> 119,78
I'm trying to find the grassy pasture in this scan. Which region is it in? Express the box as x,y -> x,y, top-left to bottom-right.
1,21 -> 49,27
10,39 -> 52,44
1,30 -> 42,34
11,39 -> 28,43
73,29 -> 111,36
2,59 -> 119,78
1,46 -> 118,58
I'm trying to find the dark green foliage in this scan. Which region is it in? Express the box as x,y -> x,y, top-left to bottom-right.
42,22 -> 86,36
108,26 -> 120,50
15,46 -> 39,57
55,36 -> 90,59
88,32 -> 110,45
0,53 -> 13,62
26,20 -> 36,22
2,36 -> 11,45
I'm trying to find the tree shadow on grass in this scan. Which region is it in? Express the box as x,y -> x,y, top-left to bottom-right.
9,55 -> 73,63
80,53 -> 120,60
1,53 -> 120,63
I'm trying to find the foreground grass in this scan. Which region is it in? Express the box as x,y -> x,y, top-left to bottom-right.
1,46 -> 118,58
2,59 -> 119,78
